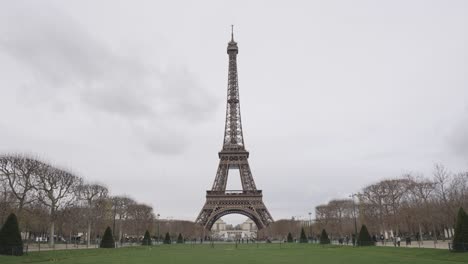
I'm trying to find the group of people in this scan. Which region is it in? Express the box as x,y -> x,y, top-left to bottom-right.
337,235 -> 351,245
328,234 -> 415,247
379,234 -> 412,247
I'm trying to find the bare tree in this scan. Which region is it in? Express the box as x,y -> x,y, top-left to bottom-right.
258,219 -> 301,240
360,183 -> 386,233
0,177 -> 16,224
125,203 -> 155,236
314,199 -> 355,238
78,183 -> 108,246
351,178 -> 409,238
111,196 -> 136,243
432,163 -> 457,236
448,172 -> 468,210
36,165 -> 82,247
0,155 -> 42,213
328,199 -> 354,236
315,204 -> 331,229
433,164 -> 451,207
380,179 -> 409,235
405,173 -> 435,241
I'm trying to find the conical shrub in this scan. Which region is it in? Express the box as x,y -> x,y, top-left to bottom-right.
163,232 -> 171,244
320,229 -> 330,244
0,213 -> 23,256
287,232 -> 293,243
100,226 -> 115,248
142,230 -> 152,246
299,227 -> 308,243
357,225 -> 374,246
453,207 -> 468,252
177,233 -> 184,244
464,209 -> 468,250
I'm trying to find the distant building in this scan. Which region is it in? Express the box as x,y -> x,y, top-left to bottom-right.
211,218 -> 257,241
212,218 -> 227,232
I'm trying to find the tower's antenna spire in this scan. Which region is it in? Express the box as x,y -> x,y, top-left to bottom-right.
231,25 -> 234,41
227,24 -> 238,52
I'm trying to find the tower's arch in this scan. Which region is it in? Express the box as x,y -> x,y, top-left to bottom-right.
204,208 -> 264,231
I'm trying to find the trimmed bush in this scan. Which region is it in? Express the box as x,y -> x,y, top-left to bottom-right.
0,213 -> 23,256
100,226 -> 115,248
142,230 -> 152,246
163,232 -> 171,244
300,227 -> 308,243
464,210 -> 468,249
319,229 -> 330,244
453,207 -> 468,252
177,233 -> 184,244
287,232 -> 293,243
357,225 -> 374,246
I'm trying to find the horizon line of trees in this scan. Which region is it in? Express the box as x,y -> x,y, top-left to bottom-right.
315,164 -> 468,241
0,154 -> 157,247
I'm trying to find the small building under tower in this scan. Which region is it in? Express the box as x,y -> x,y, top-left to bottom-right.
211,218 -> 257,241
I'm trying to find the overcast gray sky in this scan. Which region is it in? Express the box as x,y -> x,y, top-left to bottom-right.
1,0 -> 467,224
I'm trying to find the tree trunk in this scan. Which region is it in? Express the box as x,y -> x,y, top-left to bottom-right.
118,219 -> 123,245
87,222 -> 91,247
49,221 -> 55,247
418,223 -> 423,245
432,222 -> 437,243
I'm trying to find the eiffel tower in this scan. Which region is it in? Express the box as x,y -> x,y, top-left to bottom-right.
195,27 -> 274,230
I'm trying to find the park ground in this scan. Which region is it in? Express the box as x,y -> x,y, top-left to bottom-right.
1,243 -> 468,264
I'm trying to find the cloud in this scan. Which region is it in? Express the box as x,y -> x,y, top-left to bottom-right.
141,128 -> 189,155
448,111 -> 468,158
0,2 -> 217,154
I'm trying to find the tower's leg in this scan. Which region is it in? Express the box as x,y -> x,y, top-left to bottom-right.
211,160 -> 229,191
239,159 -> 257,191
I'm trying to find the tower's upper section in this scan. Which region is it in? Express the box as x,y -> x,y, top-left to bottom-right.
227,26 -> 238,54
222,26 -> 245,152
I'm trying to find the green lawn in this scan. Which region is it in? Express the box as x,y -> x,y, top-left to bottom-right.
1,244 -> 468,264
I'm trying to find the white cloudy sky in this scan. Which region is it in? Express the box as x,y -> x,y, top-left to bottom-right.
1,0 -> 467,224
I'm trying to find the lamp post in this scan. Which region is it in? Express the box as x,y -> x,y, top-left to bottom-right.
308,212 -> 312,239
156,214 -> 160,244
112,200 -> 117,238
167,216 -> 173,243
349,193 -> 358,246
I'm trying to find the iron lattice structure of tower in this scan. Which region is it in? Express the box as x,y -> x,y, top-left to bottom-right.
195,29 -> 274,230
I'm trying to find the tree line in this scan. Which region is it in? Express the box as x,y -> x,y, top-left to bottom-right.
0,154 -> 156,247
314,164 -> 468,241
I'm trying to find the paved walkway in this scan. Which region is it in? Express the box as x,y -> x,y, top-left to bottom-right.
330,240 -> 450,250
24,240 -> 451,252
376,240 -> 450,250
25,243 -> 139,252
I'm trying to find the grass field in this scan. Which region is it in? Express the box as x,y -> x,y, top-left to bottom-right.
1,244 -> 468,264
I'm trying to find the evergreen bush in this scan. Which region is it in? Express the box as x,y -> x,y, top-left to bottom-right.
100,226 -> 115,248
453,207 -> 468,252
319,229 -> 330,244
177,233 -> 184,244
357,225 -> 374,246
0,213 -> 23,256
163,232 -> 171,244
287,232 -> 293,243
299,227 -> 308,243
142,230 -> 152,246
